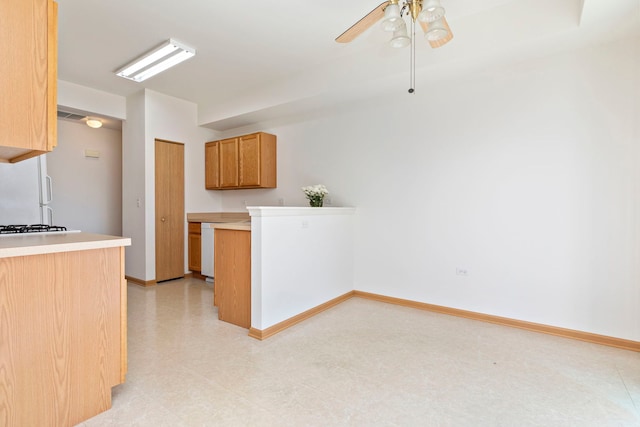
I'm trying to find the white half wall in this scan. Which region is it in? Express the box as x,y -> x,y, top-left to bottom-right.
215,36 -> 640,341
249,207 -> 355,330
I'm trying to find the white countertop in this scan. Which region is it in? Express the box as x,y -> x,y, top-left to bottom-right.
0,232 -> 131,258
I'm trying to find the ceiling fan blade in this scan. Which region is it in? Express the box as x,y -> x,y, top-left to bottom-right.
419,17 -> 454,48
336,1 -> 390,43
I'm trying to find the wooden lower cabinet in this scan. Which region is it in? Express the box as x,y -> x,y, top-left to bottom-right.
214,228 -> 251,328
188,222 -> 201,272
0,246 -> 127,426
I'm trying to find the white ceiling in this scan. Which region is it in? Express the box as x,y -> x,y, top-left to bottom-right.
57,0 -> 640,130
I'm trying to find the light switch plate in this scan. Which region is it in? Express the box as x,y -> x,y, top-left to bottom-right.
84,149 -> 100,158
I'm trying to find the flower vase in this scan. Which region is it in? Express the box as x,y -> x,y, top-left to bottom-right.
309,198 -> 323,207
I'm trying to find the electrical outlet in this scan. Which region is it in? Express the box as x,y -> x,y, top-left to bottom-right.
456,268 -> 469,276
136,198 -> 141,208
324,197 -> 332,206
278,198 -> 284,206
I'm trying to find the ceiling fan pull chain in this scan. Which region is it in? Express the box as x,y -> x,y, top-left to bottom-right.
409,16 -> 416,93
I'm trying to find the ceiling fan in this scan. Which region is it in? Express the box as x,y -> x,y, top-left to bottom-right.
336,0 -> 453,47
336,0 -> 453,92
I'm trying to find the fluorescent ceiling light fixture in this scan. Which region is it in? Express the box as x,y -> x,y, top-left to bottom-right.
86,119 -> 103,129
115,39 -> 195,82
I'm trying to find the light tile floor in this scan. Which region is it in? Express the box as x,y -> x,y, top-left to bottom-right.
80,277 -> 640,426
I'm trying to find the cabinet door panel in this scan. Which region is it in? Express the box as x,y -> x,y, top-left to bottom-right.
205,141 -> 219,189
214,229 -> 251,328
219,138 -> 239,188
239,134 -> 261,187
188,232 -> 201,271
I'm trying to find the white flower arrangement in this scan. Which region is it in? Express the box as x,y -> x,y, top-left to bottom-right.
301,184 -> 329,207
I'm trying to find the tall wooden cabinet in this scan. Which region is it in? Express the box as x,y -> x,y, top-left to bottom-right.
0,0 -> 58,163
205,132 -> 276,190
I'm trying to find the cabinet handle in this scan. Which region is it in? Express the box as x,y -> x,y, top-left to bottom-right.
161,217 -> 166,222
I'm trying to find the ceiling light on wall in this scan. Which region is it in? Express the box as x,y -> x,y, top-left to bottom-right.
115,39 -> 195,82
86,119 -> 103,129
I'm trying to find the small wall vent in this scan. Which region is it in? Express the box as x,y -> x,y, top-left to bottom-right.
57,110 -> 86,121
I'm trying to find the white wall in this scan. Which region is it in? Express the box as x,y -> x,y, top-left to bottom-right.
249,207 -> 355,330
58,80 -> 126,120
213,36 -> 640,341
122,89 -> 219,281
122,91 -> 147,280
48,120 -> 122,235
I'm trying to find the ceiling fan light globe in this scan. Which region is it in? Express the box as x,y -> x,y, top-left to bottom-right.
382,17 -> 405,32
381,4 -> 403,32
418,0 -> 446,23
424,18 -> 449,41
389,29 -> 410,48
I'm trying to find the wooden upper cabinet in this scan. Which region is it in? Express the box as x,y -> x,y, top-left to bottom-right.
204,132 -> 276,190
0,0 -> 58,163
205,141 -> 219,189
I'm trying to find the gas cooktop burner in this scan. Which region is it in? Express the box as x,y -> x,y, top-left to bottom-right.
0,224 -> 68,234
